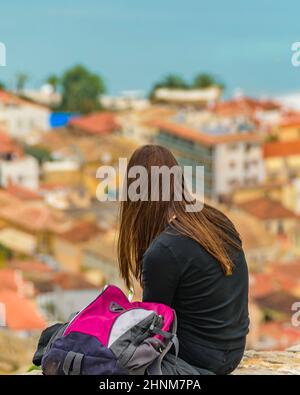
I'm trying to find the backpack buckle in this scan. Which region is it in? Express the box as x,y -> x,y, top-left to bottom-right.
109,302 -> 125,313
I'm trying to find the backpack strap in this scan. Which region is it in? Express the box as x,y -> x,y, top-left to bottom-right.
63,351 -> 84,375
170,334 -> 179,358
118,313 -> 177,375
34,322 -> 70,367
118,327 -> 153,368
147,334 -> 179,375
149,327 -> 174,340
147,310 -> 179,375
34,312 -> 79,367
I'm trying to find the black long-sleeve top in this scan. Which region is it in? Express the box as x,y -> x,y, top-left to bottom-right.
142,225 -> 249,350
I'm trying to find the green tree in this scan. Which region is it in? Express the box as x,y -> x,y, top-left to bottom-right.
15,72 -> 29,92
193,73 -> 225,90
0,243 -> 12,267
149,73 -> 188,99
0,81 -> 6,90
59,65 -> 106,113
46,74 -> 60,92
158,74 -> 188,89
24,145 -> 52,164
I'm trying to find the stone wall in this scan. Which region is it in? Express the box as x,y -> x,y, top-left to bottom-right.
0,331 -> 38,374
9,343 -> 300,375
234,348 -> 300,375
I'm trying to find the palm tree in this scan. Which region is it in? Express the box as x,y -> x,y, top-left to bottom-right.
15,72 -> 28,93
193,73 -> 225,90
159,74 -> 188,89
149,73 -> 188,99
46,74 -> 60,92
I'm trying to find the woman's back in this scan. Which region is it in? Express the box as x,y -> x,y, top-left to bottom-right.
118,144 -> 249,373
142,225 -> 249,351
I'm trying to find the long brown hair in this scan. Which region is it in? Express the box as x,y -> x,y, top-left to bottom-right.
117,144 -> 241,289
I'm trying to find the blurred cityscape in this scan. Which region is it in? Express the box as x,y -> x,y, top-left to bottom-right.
1,70 -> 300,372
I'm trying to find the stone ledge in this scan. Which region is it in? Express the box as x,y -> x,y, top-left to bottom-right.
18,350 -> 300,375
233,350 -> 300,375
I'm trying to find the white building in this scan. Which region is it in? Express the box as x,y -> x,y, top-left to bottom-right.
37,288 -> 99,322
0,155 -> 39,190
23,84 -> 61,107
155,115 -> 265,199
154,86 -> 221,106
0,91 -> 50,141
214,139 -> 265,196
0,130 -> 39,189
101,90 -> 150,111
276,91 -> 300,111
36,272 -> 99,321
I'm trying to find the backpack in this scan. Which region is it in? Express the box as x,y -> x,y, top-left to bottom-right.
34,284 -> 180,375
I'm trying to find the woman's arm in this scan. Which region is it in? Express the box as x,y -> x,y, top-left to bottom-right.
142,241 -> 180,306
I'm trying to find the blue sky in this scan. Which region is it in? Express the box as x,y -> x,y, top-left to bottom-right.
0,0 -> 300,96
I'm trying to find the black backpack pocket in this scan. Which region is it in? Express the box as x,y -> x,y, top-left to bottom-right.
42,332 -> 128,375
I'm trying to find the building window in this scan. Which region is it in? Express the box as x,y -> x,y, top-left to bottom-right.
245,143 -> 253,152
245,159 -> 258,169
244,176 -> 258,185
228,178 -> 239,187
277,220 -> 284,235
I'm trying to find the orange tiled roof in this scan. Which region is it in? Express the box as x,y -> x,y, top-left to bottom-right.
152,119 -> 261,146
29,271 -> 97,294
0,90 -> 14,104
255,291 -> 296,314
0,201 -> 72,233
0,89 -> 49,110
0,290 -> 46,330
250,269 -> 299,299
6,183 -> 42,200
0,130 -> 23,157
264,140 -> 300,158
279,114 -> 300,128
259,322 -> 300,350
0,190 -> 20,210
0,130 -> 12,142
250,273 -> 275,298
69,112 -> 119,135
0,269 -> 19,292
51,272 -> 96,291
59,221 -> 101,243
39,182 -> 67,191
269,260 -> 300,281
225,209 -> 276,250
9,259 -> 52,274
237,197 -> 297,220
213,97 -> 280,117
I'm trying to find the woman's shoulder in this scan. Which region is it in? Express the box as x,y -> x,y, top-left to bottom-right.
152,224 -> 187,246
146,223 -> 207,260
143,225 -> 181,261
142,228 -> 183,276
144,228 -> 174,257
